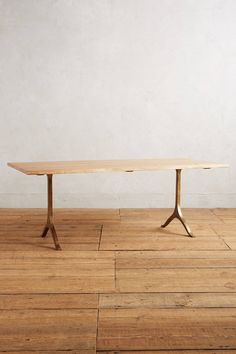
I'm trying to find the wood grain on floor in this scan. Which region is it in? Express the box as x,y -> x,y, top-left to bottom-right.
97,308 -> 236,350
0,208 -> 236,352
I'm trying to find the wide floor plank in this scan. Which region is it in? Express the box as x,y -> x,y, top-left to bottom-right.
101,233 -> 227,251
0,251 -> 115,294
100,293 -> 236,309
0,294 -> 98,309
117,268 -> 236,292
97,308 -> 236,350
116,250 -> 236,268
0,309 -> 97,351
102,222 -> 218,237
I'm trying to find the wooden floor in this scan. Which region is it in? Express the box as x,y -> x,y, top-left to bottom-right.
1,208 -> 236,353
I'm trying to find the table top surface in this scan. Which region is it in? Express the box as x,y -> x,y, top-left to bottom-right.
8,159 -> 228,175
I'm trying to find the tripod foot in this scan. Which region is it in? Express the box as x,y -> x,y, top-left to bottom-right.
161,211 -> 193,237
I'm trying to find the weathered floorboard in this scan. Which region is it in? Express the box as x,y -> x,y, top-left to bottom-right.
0,208 -> 236,352
97,308 -> 236,350
0,309 -> 97,351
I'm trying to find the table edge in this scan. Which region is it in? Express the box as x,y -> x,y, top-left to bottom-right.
7,161 -> 229,176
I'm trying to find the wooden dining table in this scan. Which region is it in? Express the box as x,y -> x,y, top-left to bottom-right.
8,159 -> 228,250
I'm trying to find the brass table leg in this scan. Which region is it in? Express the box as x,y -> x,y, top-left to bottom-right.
41,174 -> 62,250
161,169 -> 193,237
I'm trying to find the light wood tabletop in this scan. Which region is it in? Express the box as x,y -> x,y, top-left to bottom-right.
8,159 -> 228,175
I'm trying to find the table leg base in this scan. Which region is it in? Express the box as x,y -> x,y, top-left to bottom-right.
161,209 -> 193,237
41,224 -> 62,250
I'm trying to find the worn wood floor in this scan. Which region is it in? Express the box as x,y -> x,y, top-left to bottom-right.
0,208 -> 236,353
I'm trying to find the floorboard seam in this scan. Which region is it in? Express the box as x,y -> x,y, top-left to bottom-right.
96,299 -> 100,352
98,225 -> 103,251
218,235 -> 232,250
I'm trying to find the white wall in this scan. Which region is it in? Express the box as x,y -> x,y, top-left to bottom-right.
0,0 -> 235,208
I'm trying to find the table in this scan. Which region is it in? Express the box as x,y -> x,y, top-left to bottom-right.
8,159 -> 228,250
